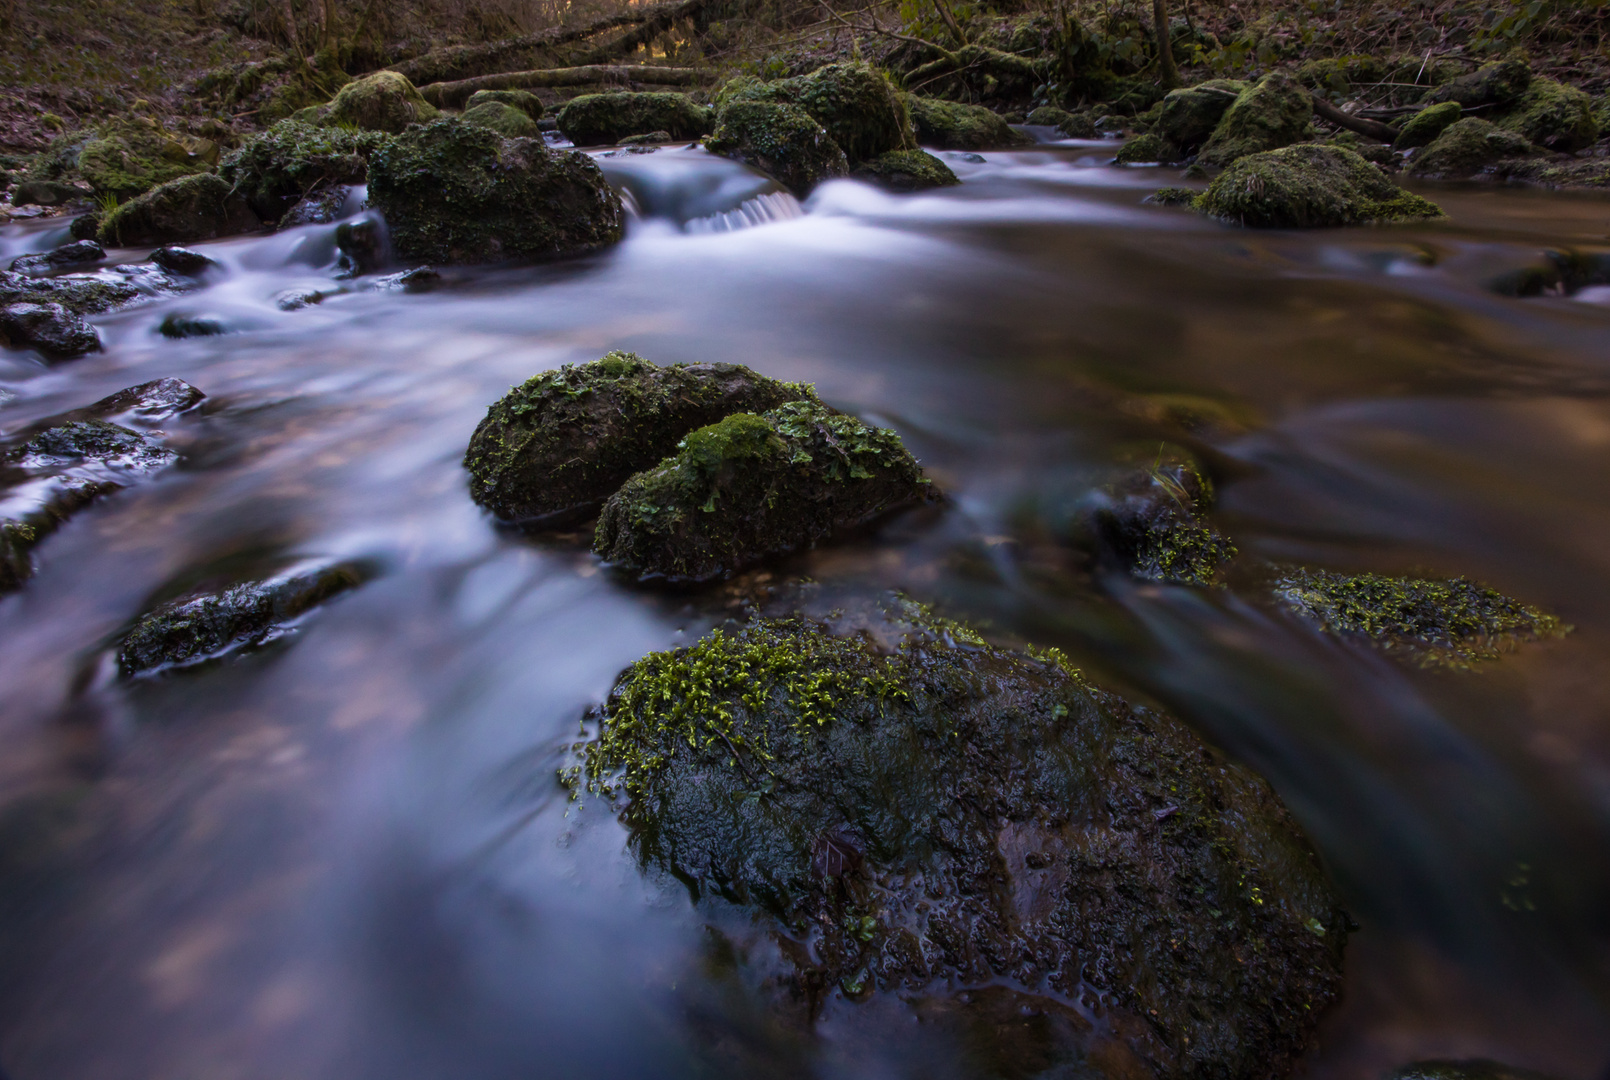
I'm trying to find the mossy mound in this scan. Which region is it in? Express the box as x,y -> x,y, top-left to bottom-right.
465,89 -> 544,121
1026,106 -> 1097,138
593,402 -> 931,582
1155,79 -> 1247,154
1197,72 -> 1314,168
1078,449 -> 1236,585
304,71 -> 439,134
74,119 -> 217,202
1196,144 -> 1444,229
461,100 -> 541,139
724,62 -> 912,164
1407,117 -> 1535,180
573,601 -> 1348,1078
0,303 -> 99,359
704,101 -> 849,197
1271,567 -> 1567,668
97,173 -> 260,247
850,149 -> 959,192
1494,78 -> 1599,153
1394,101 -> 1463,150
554,92 -> 712,147
905,95 -> 1029,150
464,352 -> 817,524
218,120 -> 389,224
1115,132 -> 1182,164
1387,1062 -> 1562,1080
118,562 -> 363,675
1147,186 -> 1198,206
1295,55 -> 1387,95
366,117 -> 623,264
1425,58 -> 1532,111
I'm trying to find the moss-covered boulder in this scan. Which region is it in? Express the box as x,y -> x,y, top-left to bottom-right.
366,117 -> 623,264
1115,132 -> 1182,164
1196,144 -> 1444,228
704,101 -> 849,197
460,100 -> 541,139
1494,78 -> 1599,152
850,149 -> 959,192
1271,567 -> 1567,668
465,88 -> 545,121
118,562 -> 363,675
554,92 -> 712,147
97,173 -> 260,247
72,120 -> 216,201
1387,1062 -> 1562,1080
1075,449 -> 1236,585
1394,101 -> 1463,150
593,402 -> 931,581
573,601 -> 1349,1077
1406,117 -> 1535,179
0,302 -> 99,359
1197,72 -> 1314,168
305,70 -> 439,134
1155,79 -> 1247,153
905,95 -> 1030,150
464,352 -> 816,524
724,62 -> 912,164
1026,106 -> 1097,138
1425,57 -> 1532,111
219,120 -> 390,224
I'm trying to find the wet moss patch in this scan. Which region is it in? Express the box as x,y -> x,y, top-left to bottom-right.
1196,144 -> 1444,229
704,100 -> 849,197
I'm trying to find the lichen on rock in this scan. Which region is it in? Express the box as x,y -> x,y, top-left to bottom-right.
1197,72 -> 1314,168
850,149 -> 959,191
554,92 -> 712,147
1196,144 -> 1444,228
592,401 -> 933,582
905,95 -> 1029,150
97,173 -> 260,247
703,100 -> 849,197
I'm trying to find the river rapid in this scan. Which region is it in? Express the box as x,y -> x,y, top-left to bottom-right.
1,137 -> 1609,1080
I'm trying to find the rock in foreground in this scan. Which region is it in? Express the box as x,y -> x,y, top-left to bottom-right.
1196,144 -> 1444,228
464,352 -> 816,524
593,402 -> 932,581
575,602 -> 1349,1079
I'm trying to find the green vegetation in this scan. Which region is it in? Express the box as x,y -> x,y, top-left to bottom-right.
1197,71 -> 1314,167
218,119 -> 389,224
461,100 -> 541,138
851,148 -> 959,190
1196,144 -> 1444,228
97,172 -> 258,246
1115,131 -> 1181,163
1406,116 -> 1535,179
904,95 -> 1029,150
704,100 -> 849,196
1394,101 -> 1463,149
554,92 -> 712,146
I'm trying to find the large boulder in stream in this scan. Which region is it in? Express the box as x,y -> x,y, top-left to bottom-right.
851,149 -> 960,192
1154,79 -> 1247,155
554,92 -> 712,147
219,120 -> 390,224
1406,118 -> 1536,180
704,101 -> 850,197
464,352 -> 817,524
905,95 -> 1030,150
593,401 -> 933,582
1195,144 -> 1444,228
366,117 -> 623,264
722,62 -> 913,163
1197,72 -> 1314,168
572,599 -> 1349,1079
97,173 -> 260,247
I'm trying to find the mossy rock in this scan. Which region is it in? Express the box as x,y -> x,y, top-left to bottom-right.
1195,144 -> 1444,228
118,562 -> 363,675
1406,117 -> 1535,180
464,352 -> 817,524
461,100 -> 541,139
1155,79 -> 1246,153
465,89 -> 545,121
1147,186 -> 1198,206
1271,567 -> 1567,668
905,95 -> 1030,150
704,100 -> 849,197
1424,57 -> 1532,111
850,149 -> 959,192
366,117 -> 623,265
1115,132 -> 1182,164
594,403 -> 930,582
1026,106 -> 1097,138
308,71 -> 439,134
218,120 -> 388,224
97,173 -> 260,248
75,119 -> 215,202
1387,1062 -> 1563,1080
554,92 -> 712,147
0,268 -> 138,318
0,302 -> 99,359
1075,449 -> 1236,585
1197,72 -> 1314,168
572,600 -> 1348,1078
1493,77 -> 1599,153
1295,54 -> 1387,95
1394,101 -> 1463,150
724,62 -> 912,164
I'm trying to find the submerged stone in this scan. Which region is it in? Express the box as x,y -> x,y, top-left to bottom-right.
78,378 -> 205,422
367,117 -> 623,264
465,89 -> 544,120
905,95 -> 1029,150
573,601 -> 1349,1078
461,100 -> 541,139
1155,79 -> 1247,153
1270,566 -> 1567,667
0,302 -> 99,359
1076,449 -> 1236,585
593,402 -> 932,582
554,92 -> 712,147
1394,101 -> 1463,150
850,149 -> 960,192
1407,117 -> 1535,179
1197,72 -> 1314,168
118,562 -> 364,675
704,101 -> 849,197
219,120 -> 389,224
1196,144 -> 1444,228
464,352 -> 816,524
97,173 -> 260,247
8,240 -> 105,276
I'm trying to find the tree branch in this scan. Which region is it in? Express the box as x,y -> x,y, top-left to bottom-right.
1310,93 -> 1401,142
419,65 -> 716,109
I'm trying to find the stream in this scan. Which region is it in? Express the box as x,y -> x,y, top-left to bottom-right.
2,136 -> 1609,1080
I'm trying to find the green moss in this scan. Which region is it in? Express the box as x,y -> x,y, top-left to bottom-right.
1271,567 -> 1568,668
461,100 -> 540,139
554,92 -> 712,147
1394,101 -> 1463,150
904,95 -> 1029,150
97,173 -> 258,247
1425,57 -> 1532,110
1197,72 -> 1314,168
1493,78 -> 1599,153
24,118 -> 214,202
465,89 -> 544,121
219,120 -> 389,224
1026,106 -> 1097,138
724,62 -> 912,164
1154,79 -> 1246,153
0,520 -> 40,593
1407,117 -> 1535,180
1115,131 -> 1181,164
1294,55 -> 1387,95
1147,186 -> 1198,206
307,70 -> 439,134
850,149 -> 959,192
593,401 -> 932,582
704,100 -> 849,197
1196,144 -> 1444,229
1083,448 -> 1236,585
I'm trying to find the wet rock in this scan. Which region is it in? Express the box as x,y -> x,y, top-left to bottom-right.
1147,186 -> 1198,206
1387,1061 -> 1563,1080
1026,106 -> 1097,138
68,213 -> 102,241
1393,101 -> 1463,150
1115,132 -> 1182,164
117,561 -> 364,675
1074,448 -> 1237,585
554,92 -> 712,147
1406,117 -> 1535,180
97,173 -> 260,247
157,313 -> 228,339
306,70 -> 439,134
461,100 -> 541,139
1424,57 -> 1532,111
219,120 -> 389,224
1154,79 -> 1247,154
78,378 -> 205,422
1271,566 -> 1567,668
572,600 -> 1349,1078
12,419 -> 178,471
593,401 -> 932,582
704,101 -> 850,198
1196,144 -> 1444,228
905,95 -> 1030,150
1494,78 -> 1599,153
464,88 -> 544,121
148,246 -> 218,276
366,117 -> 623,265
464,351 -> 816,524
274,287 -> 331,311
367,266 -> 440,292
724,63 -> 913,164
0,269 -> 138,316
1197,72 -> 1314,168
618,131 -> 672,147
9,240 -> 105,276
851,150 -> 960,192
334,219 -> 385,275
0,302 -> 99,359
277,185 -> 354,229
11,180 -> 88,207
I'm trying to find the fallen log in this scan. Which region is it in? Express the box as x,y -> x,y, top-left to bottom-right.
575,0 -> 716,66
1310,93 -> 1400,143
420,65 -> 715,109
905,43 -> 1042,86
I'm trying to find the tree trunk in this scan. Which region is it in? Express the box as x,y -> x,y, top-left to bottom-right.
1153,0 -> 1181,89
419,65 -> 715,109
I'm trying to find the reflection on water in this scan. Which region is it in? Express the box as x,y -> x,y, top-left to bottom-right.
2,145 -> 1609,1079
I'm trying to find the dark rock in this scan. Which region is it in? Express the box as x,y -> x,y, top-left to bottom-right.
464,89 -> 544,121
461,100 -> 542,140
0,302 -> 99,359
850,149 -> 960,192
0,269 -> 138,316
1026,106 -> 1097,138
157,313 -> 229,339
1407,117 -> 1535,179
464,351 -> 816,524
905,95 -> 1031,150
555,92 -> 711,146
219,120 -> 389,223
1115,132 -> 1182,164
1147,186 -> 1198,206
277,185 -> 355,229
8,240 -> 105,276
79,378 -> 205,422
1387,1062 -> 1563,1080
1197,72 -> 1314,168
704,101 -> 849,197
1424,57 -> 1532,111
274,287 -> 331,311
572,600 -> 1349,1078
722,63 -> 913,164
367,266 -> 440,292
366,117 -> 623,265
1196,144 -> 1444,228
1073,448 -> 1237,585
593,401 -> 932,582
149,246 -> 218,276
118,562 -> 364,675
68,213 -> 102,241
11,180 -> 89,207
334,218 -> 385,275
97,174 -> 260,247
66,118 -> 217,201
1394,101 -> 1463,150
1155,79 -> 1248,153
12,419 -> 178,471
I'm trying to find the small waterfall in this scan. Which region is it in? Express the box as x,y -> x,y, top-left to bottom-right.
683,191 -> 804,234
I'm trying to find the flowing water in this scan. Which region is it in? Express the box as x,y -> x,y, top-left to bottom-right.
2,138 -> 1609,1080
